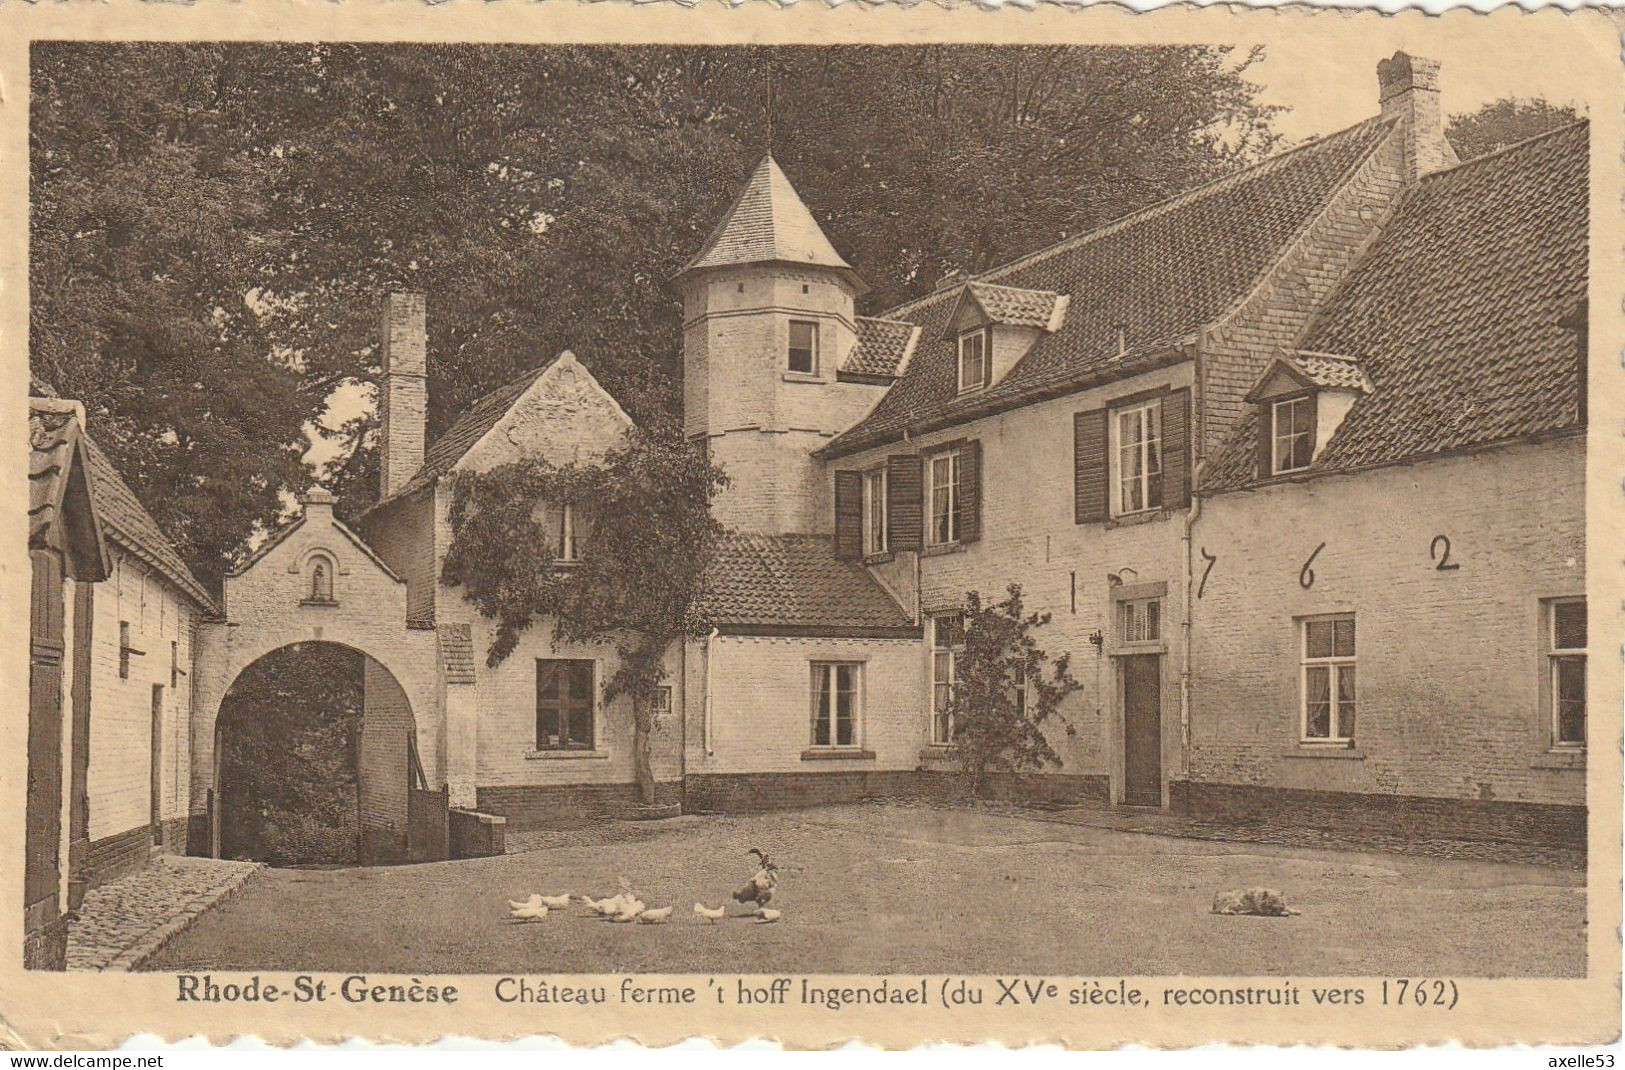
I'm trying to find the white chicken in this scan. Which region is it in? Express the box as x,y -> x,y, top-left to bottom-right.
693,902 -> 726,924
507,894 -> 544,912
638,906 -> 674,924
755,908 -> 782,924
580,894 -> 614,914
509,900 -> 549,922
611,898 -> 647,923
539,894 -> 573,910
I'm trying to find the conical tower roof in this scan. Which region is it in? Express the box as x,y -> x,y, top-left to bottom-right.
677,156 -> 867,292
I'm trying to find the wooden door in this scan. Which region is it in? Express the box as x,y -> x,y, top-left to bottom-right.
150,685 -> 164,843
1122,654 -> 1162,807
26,551 -> 66,935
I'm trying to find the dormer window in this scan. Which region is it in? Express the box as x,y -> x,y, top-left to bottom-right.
1270,396 -> 1314,474
957,329 -> 990,394
788,320 -> 818,375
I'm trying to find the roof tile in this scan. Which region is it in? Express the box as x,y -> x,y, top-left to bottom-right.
698,533 -> 915,634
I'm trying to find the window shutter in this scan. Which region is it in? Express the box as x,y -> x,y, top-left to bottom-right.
1073,409 -> 1109,524
1161,389 -> 1191,508
1256,407 -> 1274,479
886,454 -> 923,550
958,440 -> 982,543
833,471 -> 864,561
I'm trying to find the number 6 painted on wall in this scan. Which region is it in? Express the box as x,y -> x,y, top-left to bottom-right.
1300,542 -> 1325,589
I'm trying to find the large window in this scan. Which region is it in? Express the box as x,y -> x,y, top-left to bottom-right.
862,467 -> 888,556
1549,598 -> 1586,747
1111,402 -> 1163,515
1300,616 -> 1355,743
810,663 -> 860,748
1272,396 -> 1313,474
927,449 -> 960,546
930,613 -> 964,744
536,659 -> 594,750
958,329 -> 989,393
788,320 -> 818,375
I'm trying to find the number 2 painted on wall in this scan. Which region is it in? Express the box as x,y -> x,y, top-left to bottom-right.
1430,534 -> 1460,571
1300,542 -> 1325,589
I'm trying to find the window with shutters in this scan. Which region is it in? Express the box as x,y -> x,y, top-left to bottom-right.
1299,615 -> 1355,744
862,467 -> 888,556
1545,598 -> 1586,748
810,662 -> 861,748
926,449 -> 961,546
788,320 -> 818,375
1110,401 -> 1162,516
1271,396 -> 1314,474
535,659 -> 595,750
930,613 -> 963,744
957,329 -> 990,393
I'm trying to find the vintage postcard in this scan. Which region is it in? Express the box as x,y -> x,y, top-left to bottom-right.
0,0 -> 1619,1051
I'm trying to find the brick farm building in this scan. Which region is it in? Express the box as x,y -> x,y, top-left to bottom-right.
27,52 -> 1589,950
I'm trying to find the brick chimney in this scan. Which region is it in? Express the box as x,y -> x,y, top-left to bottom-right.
378,292 -> 427,498
1378,52 -> 1459,182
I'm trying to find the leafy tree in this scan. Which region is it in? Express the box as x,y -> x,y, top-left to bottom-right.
947,585 -> 1082,798
441,418 -> 727,803
32,43 -> 1283,585
1447,97 -> 1580,161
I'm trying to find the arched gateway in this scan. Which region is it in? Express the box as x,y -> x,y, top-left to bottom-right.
190,489 -> 443,864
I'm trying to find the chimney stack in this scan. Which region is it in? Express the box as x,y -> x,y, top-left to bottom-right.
379,292 -> 427,498
1378,52 -> 1459,183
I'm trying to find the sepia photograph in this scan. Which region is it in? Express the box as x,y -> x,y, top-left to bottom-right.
6,5 -> 1619,1050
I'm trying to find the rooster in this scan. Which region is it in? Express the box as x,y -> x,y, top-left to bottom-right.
732,848 -> 779,908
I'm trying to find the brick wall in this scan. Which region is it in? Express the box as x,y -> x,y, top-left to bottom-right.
85,547 -> 196,848
1199,126 -> 1407,458
379,292 -> 428,498
1188,436 -> 1586,810
476,781 -> 683,829
362,489 -> 437,623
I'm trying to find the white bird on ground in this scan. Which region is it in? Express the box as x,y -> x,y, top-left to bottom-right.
539,894 -> 573,910
612,899 -> 646,923
508,894 -> 544,912
693,902 -> 726,924
755,908 -> 782,924
638,906 -> 674,924
510,901 -> 549,922
580,894 -> 613,914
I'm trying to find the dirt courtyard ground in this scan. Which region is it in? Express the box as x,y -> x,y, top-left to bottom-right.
141,802 -> 1585,977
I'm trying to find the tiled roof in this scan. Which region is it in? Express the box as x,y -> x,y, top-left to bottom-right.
843,317 -> 918,380
698,533 -> 916,635
29,402 -> 83,548
1291,352 -> 1371,392
81,433 -> 217,612
960,282 -> 1065,331
438,623 -> 477,683
372,359 -> 558,509
678,156 -> 864,291
1205,122 -> 1588,491
822,117 -> 1397,458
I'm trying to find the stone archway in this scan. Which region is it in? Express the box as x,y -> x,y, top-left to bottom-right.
215,641 -> 423,866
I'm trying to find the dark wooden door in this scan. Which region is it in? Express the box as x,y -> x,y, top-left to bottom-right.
27,551 -> 66,933
150,685 -> 164,843
1122,655 -> 1162,806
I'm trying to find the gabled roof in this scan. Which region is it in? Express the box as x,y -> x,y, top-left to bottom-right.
28,400 -> 110,581
82,433 -> 216,612
369,358 -> 560,511
677,155 -> 867,293
821,117 -> 1397,458
1205,121 -> 1588,492
945,282 -> 1067,334
1245,351 -> 1371,401
841,317 -> 920,381
698,533 -> 916,636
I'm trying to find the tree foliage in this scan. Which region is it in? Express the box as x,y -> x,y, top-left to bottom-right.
441,418 -> 727,801
32,43 -> 1282,582
1447,97 -> 1580,161
948,585 -> 1082,797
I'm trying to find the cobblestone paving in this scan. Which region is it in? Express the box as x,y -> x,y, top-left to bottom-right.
67,854 -> 262,971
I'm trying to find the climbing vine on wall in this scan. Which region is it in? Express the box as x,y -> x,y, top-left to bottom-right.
441,419 -> 728,802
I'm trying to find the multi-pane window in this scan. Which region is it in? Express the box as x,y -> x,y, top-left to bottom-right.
1120,597 -> 1161,643
556,503 -> 581,563
862,467 -> 888,556
1272,396 -> 1313,474
930,613 -> 964,744
1301,616 -> 1355,743
927,449 -> 961,546
535,659 -> 594,750
1112,402 -> 1163,515
810,662 -> 860,748
788,320 -> 818,375
653,684 -> 673,721
1549,598 -> 1586,747
958,329 -> 989,393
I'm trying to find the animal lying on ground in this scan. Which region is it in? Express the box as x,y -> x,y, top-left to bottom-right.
638,906 -> 674,924
1210,888 -> 1300,916
694,902 -> 726,924
755,908 -> 782,924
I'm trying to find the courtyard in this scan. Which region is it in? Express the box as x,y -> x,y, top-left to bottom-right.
138,803 -> 1586,977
